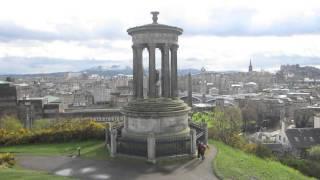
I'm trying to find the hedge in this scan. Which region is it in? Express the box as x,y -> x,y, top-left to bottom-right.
0,119 -> 106,146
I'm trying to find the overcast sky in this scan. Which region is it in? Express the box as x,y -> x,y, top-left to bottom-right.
0,0 -> 320,74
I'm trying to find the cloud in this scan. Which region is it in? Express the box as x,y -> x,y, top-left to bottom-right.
0,56 -> 129,74
178,8 -> 320,36
0,0 -> 320,74
0,21 -> 126,42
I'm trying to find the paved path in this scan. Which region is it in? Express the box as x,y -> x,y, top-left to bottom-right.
17,145 -> 218,180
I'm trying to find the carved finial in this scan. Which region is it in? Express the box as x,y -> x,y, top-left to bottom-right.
151,11 -> 159,24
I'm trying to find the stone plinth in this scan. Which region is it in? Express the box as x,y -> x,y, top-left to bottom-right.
121,98 -> 191,138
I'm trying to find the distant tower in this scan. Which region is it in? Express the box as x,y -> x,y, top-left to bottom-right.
200,67 -> 206,96
248,59 -> 253,72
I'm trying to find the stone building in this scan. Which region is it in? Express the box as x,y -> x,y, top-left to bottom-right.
0,80 -> 18,117
72,90 -> 94,107
294,106 -> 320,128
18,97 -> 44,128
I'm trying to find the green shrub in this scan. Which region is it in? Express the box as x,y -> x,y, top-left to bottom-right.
255,143 -> 273,158
32,119 -> 52,130
0,116 -> 23,131
0,119 -> 106,146
279,155 -> 320,178
0,153 -> 15,168
307,145 -> 320,161
243,143 -> 258,154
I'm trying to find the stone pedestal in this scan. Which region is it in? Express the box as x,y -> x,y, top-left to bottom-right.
147,133 -> 156,163
190,129 -> 197,157
110,129 -> 117,158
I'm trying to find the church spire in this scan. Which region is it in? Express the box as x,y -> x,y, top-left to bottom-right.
249,59 -> 253,72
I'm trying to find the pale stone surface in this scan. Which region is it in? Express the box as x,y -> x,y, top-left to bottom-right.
110,129 -> 117,157
125,114 -> 188,135
190,129 -> 197,157
147,134 -> 156,163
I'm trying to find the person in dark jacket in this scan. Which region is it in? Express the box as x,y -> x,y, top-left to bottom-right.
197,142 -> 207,160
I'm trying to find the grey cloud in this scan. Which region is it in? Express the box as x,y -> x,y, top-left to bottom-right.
0,21 -> 126,42
0,56 -> 129,74
173,8 -> 320,36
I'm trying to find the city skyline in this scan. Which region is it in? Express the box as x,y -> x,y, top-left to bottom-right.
0,0 -> 320,74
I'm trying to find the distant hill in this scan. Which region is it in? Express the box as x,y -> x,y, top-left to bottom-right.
0,65 -> 201,79
82,65 -> 133,77
81,66 -> 201,76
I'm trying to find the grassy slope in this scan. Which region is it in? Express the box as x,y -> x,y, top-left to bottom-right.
0,140 -> 109,159
0,168 -> 73,180
212,140 -> 315,180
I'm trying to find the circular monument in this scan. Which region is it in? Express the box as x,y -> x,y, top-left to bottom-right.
109,12 -> 201,162
121,11 -> 191,139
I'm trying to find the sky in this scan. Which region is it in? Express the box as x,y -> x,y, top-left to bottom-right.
0,0 -> 320,74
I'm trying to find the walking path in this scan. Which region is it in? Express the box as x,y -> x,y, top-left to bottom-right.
17,145 -> 218,180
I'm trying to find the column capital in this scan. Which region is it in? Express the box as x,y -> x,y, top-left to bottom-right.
161,43 -> 170,55
147,43 -> 157,48
163,43 -> 170,48
132,44 -> 145,50
170,44 -> 179,51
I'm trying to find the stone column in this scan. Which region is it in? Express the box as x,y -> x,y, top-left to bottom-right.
132,45 -> 137,98
148,44 -> 156,98
203,122 -> 208,145
105,128 -> 110,148
147,133 -> 156,163
187,73 -> 192,107
190,129 -> 197,157
110,128 -> 117,157
170,45 -> 178,98
136,45 -> 144,98
161,44 -> 170,98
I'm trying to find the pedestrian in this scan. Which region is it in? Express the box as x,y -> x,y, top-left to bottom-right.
198,142 -> 207,160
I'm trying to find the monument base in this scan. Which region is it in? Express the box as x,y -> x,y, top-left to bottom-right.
121,98 -> 191,138
115,98 -> 193,161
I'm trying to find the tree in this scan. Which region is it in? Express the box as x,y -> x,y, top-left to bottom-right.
0,115 -> 23,131
211,107 -> 243,143
241,102 -> 259,132
308,145 -> 320,161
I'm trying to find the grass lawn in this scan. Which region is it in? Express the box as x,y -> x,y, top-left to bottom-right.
0,167 -> 74,180
0,140 -> 109,160
212,140 -> 315,180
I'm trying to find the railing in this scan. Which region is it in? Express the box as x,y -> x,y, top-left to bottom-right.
95,115 -> 125,122
117,137 -> 147,157
156,136 -> 191,157
189,121 -> 207,143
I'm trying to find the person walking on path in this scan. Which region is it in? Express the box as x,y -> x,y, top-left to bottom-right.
197,141 -> 208,160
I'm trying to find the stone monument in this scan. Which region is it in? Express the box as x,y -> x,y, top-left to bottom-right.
110,12 -> 203,162
121,11 -> 191,138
